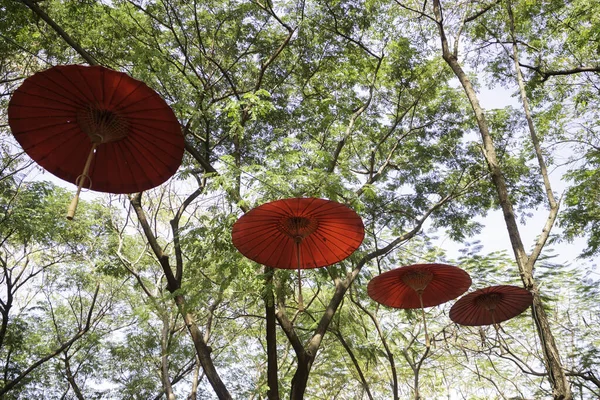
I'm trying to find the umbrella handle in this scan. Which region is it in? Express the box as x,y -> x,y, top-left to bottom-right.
491,311 -> 501,344
296,241 -> 304,311
418,292 -> 430,348
67,144 -> 97,220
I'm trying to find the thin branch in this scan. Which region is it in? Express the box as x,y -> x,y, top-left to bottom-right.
0,285 -> 100,396
20,0 -> 98,65
519,63 -> 600,82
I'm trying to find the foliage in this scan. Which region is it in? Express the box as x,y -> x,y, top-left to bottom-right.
0,0 -> 599,398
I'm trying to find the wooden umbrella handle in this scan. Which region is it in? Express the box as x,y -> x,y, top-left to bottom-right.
67,143 -> 97,220
418,292 -> 430,348
296,241 -> 304,311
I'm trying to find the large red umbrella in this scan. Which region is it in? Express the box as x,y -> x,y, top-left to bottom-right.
232,197 -> 364,308
368,263 -> 472,346
449,285 -> 533,326
8,64 -> 184,218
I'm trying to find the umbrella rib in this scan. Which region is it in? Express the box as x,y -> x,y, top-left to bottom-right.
118,92 -> 160,112
270,199 -> 297,216
9,103 -> 76,113
106,73 -> 124,107
460,302 -> 477,325
74,65 -> 102,105
28,70 -> 86,104
127,122 -> 183,143
10,112 -> 75,120
12,120 -> 81,136
120,106 -> 179,117
234,221 -> 281,239
18,124 -> 81,153
253,229 -> 290,268
312,227 -> 354,260
16,86 -> 81,109
30,126 -> 85,165
307,199 -> 338,216
55,66 -> 97,105
126,133 -> 172,176
318,222 -> 363,236
114,140 -> 144,190
126,139 -> 157,188
100,143 -> 124,191
299,197 -> 317,215
111,81 -> 146,110
101,67 -> 105,105
128,127 -> 181,163
236,225 -> 279,252
394,283 -> 413,309
303,235 -> 326,268
271,232 -> 294,269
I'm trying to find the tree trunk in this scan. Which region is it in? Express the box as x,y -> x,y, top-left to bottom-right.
264,267 -> 280,400
174,295 -> 232,400
506,4 -> 571,398
160,312 -> 176,400
431,1 -> 571,398
290,353 -> 313,400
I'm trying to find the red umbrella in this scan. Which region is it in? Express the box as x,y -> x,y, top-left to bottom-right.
449,285 -> 533,326
8,64 -> 184,218
368,263 -> 472,346
232,197 -> 364,308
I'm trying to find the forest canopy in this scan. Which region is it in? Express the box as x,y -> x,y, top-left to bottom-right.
0,0 -> 599,399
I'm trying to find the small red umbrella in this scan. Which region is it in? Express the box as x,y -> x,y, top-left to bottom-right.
368,263 -> 472,347
8,64 -> 184,218
232,197 -> 364,308
449,285 -> 533,326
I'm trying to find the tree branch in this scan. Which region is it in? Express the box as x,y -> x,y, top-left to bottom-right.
0,285 -> 100,396
519,63 -> 600,82
20,0 -> 98,65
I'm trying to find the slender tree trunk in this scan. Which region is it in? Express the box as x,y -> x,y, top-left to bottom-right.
431,1 -> 571,398
188,357 -> 200,400
64,354 -> 85,400
0,305 -> 11,350
173,295 -> 232,400
352,297 -> 398,400
506,5 -> 570,398
333,329 -> 374,400
160,312 -> 176,400
129,194 -> 232,400
264,267 -> 280,400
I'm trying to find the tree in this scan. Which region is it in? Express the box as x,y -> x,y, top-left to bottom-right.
1,0 -> 599,398
393,0 -> 583,397
0,146 -> 128,397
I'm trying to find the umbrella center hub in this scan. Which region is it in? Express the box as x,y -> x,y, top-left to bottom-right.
281,216 -> 319,243
475,293 -> 502,311
401,270 -> 433,293
77,106 -> 129,144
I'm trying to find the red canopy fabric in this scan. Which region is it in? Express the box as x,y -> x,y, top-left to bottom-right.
367,263 -> 472,309
8,65 -> 184,194
449,285 -> 533,326
231,197 -> 364,269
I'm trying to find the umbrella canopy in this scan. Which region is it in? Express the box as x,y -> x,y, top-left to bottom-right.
232,197 -> 365,269
232,197 -> 364,310
368,263 -> 471,347
8,64 -> 184,194
367,263 -> 472,309
449,285 -> 533,326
